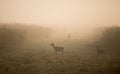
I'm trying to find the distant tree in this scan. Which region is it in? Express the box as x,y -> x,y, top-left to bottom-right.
0,24 -> 27,50
99,26 -> 120,53
0,23 -> 53,52
26,25 -> 53,42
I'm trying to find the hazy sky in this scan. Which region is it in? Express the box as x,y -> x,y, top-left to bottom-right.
0,0 -> 120,30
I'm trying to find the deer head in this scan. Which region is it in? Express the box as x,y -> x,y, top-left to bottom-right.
50,43 -> 54,46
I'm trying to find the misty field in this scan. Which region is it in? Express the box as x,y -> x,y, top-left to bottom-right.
0,40 -> 120,74
0,24 -> 120,74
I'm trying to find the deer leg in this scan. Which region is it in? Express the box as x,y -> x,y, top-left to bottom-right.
61,51 -> 64,55
54,51 -> 57,55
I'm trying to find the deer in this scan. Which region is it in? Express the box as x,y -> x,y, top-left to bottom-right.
50,43 -> 64,54
96,45 -> 104,57
96,45 -> 104,70
67,33 -> 71,39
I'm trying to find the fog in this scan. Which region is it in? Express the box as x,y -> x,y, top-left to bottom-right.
0,0 -> 120,40
0,0 -> 120,74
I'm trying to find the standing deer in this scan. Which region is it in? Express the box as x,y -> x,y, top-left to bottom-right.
67,33 -> 71,39
96,45 -> 104,57
96,45 -> 104,71
50,43 -> 64,54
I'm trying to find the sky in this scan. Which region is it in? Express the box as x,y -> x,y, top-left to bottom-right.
0,0 -> 120,32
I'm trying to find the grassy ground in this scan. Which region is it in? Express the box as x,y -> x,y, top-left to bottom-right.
0,40 -> 120,74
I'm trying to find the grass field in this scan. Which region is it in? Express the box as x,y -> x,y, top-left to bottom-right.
0,40 -> 120,74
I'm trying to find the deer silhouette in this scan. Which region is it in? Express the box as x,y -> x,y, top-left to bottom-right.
96,45 -> 104,57
67,33 -> 71,39
50,43 -> 64,54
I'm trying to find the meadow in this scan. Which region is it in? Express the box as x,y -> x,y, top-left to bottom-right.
0,40 -> 120,74
0,24 -> 120,74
